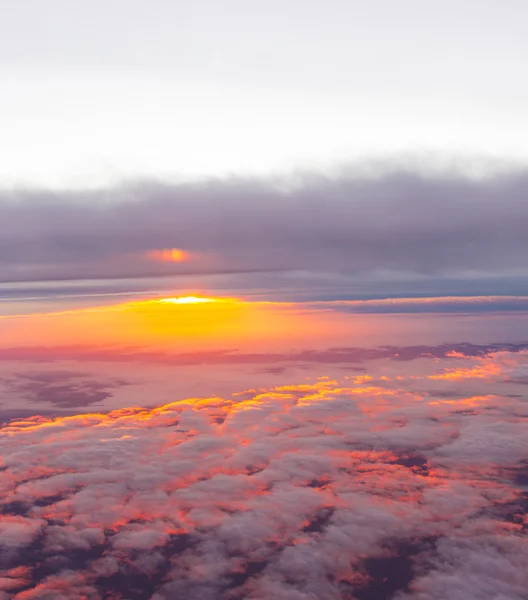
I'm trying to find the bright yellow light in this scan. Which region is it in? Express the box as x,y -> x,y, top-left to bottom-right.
157,296 -> 217,305
0,294 -> 346,352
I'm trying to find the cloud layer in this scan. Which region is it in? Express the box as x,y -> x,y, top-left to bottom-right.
1,351 -> 526,599
2,165 -> 528,285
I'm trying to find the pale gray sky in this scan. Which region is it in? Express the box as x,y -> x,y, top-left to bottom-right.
1,0 -> 527,187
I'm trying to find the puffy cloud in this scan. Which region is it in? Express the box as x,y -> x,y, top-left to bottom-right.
0,517 -> 45,550
397,533 -> 528,600
0,352 -> 526,598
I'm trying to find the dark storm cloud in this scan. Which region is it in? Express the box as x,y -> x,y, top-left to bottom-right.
1,165 -> 528,284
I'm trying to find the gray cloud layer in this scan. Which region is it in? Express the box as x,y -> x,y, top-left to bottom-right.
2,166 -> 528,285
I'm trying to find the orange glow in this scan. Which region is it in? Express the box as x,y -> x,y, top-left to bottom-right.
0,295 -> 342,352
146,248 -> 190,262
2,296 -> 477,359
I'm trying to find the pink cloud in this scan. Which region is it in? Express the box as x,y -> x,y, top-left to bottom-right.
0,354 -> 526,598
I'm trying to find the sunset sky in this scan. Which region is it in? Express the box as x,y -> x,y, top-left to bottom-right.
1,2 -> 527,599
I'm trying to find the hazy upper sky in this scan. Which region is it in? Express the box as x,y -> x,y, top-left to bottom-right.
2,0 -> 528,187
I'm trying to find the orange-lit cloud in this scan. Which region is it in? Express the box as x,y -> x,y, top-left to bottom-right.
428,359 -> 502,381
1,368 -> 527,598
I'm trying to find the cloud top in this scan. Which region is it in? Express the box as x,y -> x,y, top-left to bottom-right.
1,351 -> 526,599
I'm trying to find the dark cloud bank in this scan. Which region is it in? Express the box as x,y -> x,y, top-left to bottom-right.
1,165 -> 528,287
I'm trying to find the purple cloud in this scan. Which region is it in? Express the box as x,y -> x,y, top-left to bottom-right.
1,166 -> 528,285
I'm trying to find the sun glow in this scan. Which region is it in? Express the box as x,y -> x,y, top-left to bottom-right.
157,296 -> 218,305
146,248 -> 190,263
0,294 -> 364,352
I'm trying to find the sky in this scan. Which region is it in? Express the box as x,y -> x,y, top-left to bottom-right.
1,2 -> 527,599
1,0 -> 528,187
1,0 -> 528,303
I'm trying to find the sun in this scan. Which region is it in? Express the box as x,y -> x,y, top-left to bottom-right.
157,296 -> 217,305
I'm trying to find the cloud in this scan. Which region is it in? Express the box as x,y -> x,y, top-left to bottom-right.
0,351 -> 526,599
1,165 -> 528,285
316,296 -> 528,313
0,341 -> 526,368
0,371 -> 130,409
397,533 -> 528,600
